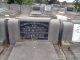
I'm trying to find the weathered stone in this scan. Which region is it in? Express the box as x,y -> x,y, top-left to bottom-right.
8,41 -> 58,60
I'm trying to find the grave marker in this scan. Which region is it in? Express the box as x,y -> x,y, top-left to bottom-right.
8,17 -> 60,44
72,24 -> 80,42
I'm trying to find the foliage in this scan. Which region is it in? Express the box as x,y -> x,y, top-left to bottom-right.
74,0 -> 80,12
22,0 -> 33,5
62,1 -> 67,5
7,0 -> 33,5
35,0 -> 42,3
56,1 -> 60,4
15,0 -> 23,5
7,0 -> 15,4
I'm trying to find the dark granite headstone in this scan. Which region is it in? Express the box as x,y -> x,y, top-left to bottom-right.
67,7 -> 74,11
19,21 -> 49,40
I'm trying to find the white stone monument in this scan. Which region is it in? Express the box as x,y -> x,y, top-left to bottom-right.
71,20 -> 80,42
44,5 -> 52,12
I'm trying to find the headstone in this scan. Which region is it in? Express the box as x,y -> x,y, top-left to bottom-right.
10,4 -> 20,11
72,24 -> 80,42
19,21 -> 49,40
32,6 -> 40,11
30,5 -> 42,16
8,17 -> 60,44
21,5 -> 31,15
44,5 -> 52,12
41,4 -> 46,11
71,20 -> 80,42
9,4 -> 20,16
66,7 -> 74,12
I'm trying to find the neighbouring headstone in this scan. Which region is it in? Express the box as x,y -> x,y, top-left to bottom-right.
30,5 -> 42,16
71,20 -> 80,42
41,4 -> 46,12
44,5 -> 52,12
9,4 -> 20,16
66,7 -> 74,12
21,5 -> 31,15
10,4 -> 20,12
72,24 -> 80,42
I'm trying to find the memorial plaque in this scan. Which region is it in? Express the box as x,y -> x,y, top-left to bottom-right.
32,6 -> 40,11
67,7 -> 74,11
72,24 -> 80,42
19,21 -> 49,40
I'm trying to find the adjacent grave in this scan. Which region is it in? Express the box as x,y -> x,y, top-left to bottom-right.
30,5 -> 42,16
61,20 -> 80,60
69,20 -> 80,60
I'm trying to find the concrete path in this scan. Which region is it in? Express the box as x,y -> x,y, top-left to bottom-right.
8,40 -> 58,60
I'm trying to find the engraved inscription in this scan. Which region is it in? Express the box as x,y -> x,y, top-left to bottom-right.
19,21 -> 49,40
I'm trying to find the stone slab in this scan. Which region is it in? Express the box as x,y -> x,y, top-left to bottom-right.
8,40 -> 58,60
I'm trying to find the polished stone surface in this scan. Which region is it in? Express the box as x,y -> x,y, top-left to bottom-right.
8,40 -> 58,60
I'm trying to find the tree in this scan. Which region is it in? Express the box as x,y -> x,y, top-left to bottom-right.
56,1 -> 60,4
35,0 -> 42,3
7,0 -> 15,4
23,0 -> 33,5
62,1 -> 67,6
47,0 -> 56,4
74,0 -> 80,12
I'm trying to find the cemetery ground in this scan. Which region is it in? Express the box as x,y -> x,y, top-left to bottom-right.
0,4 -> 80,60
